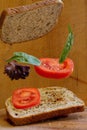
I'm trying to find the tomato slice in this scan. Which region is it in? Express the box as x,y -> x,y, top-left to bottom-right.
34,58 -> 74,79
12,88 -> 40,109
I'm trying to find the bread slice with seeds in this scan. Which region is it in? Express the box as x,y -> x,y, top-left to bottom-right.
0,0 -> 63,44
5,86 -> 85,125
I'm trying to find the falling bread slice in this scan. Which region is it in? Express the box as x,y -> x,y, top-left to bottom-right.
0,0 -> 64,44
5,86 -> 85,125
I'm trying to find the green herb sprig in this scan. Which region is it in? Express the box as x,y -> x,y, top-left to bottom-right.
59,25 -> 74,63
6,52 -> 41,66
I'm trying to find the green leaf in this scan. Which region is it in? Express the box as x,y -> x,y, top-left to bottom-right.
6,52 -> 41,66
59,25 -> 74,63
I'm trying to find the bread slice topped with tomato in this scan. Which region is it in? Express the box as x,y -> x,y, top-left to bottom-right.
5,86 -> 85,125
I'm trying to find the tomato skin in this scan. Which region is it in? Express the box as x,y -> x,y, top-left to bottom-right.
12,88 -> 40,109
34,58 -> 74,79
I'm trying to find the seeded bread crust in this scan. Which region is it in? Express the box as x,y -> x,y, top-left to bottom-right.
5,86 -> 85,126
0,0 -> 63,44
1,0 -> 63,15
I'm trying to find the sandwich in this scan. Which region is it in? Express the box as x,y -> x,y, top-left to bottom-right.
5,86 -> 85,125
0,0 -> 63,44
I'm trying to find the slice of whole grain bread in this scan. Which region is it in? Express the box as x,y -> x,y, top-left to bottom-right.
5,86 -> 85,125
0,0 -> 63,44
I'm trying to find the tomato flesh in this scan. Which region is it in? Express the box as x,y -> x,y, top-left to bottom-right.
12,88 -> 40,109
34,58 -> 74,79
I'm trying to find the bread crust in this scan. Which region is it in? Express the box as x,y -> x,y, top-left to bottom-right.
6,105 -> 85,126
0,10 -> 7,29
5,0 -> 63,15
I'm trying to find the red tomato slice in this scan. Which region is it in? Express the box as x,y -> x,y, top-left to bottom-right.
34,58 -> 74,79
12,88 -> 40,109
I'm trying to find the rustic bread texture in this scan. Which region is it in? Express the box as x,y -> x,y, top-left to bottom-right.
5,86 -> 85,126
0,0 -> 63,44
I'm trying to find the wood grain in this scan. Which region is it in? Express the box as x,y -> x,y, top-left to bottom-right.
0,0 -> 87,108
0,108 -> 87,130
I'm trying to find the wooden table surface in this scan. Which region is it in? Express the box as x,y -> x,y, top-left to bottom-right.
0,108 -> 87,130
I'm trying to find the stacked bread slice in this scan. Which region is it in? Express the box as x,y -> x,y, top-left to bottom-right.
0,0 -> 63,43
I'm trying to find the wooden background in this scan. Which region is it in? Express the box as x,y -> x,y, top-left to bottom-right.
0,0 -> 87,108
